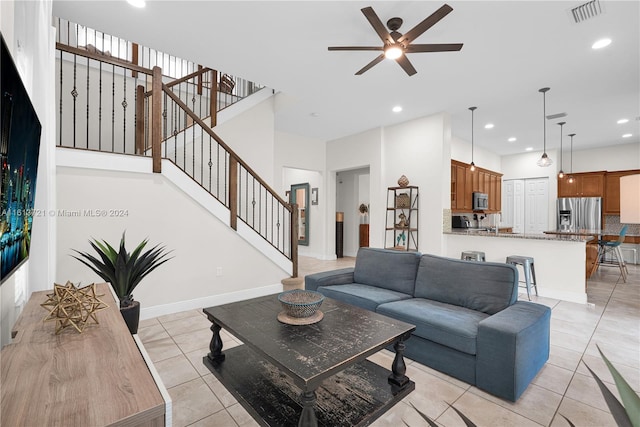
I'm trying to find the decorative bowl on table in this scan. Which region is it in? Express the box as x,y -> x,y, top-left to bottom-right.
277,290 -> 324,325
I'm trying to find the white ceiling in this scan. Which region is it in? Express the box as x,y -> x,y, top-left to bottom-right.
52,1 -> 640,157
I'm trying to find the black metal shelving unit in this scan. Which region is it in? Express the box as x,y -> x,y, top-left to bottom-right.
384,186 -> 419,251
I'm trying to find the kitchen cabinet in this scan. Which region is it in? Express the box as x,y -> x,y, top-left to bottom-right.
558,171 -> 605,197
451,160 -> 502,213
385,186 -> 419,251
603,169 -> 640,214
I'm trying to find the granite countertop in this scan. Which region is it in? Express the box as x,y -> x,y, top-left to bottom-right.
445,229 -> 594,242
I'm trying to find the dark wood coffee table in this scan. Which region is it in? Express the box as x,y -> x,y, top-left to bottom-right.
202,295 -> 415,427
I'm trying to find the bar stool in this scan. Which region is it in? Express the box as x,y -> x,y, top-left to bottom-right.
506,255 -> 538,300
461,251 -> 486,262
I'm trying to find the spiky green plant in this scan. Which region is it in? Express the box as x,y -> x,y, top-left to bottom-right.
72,232 -> 172,307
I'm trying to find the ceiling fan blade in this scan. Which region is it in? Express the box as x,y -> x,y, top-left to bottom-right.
361,7 -> 394,44
355,54 -> 385,75
328,46 -> 384,51
398,4 -> 453,44
396,55 -> 417,76
406,43 -> 463,53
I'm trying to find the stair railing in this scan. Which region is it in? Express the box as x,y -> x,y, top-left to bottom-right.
54,41 -> 297,276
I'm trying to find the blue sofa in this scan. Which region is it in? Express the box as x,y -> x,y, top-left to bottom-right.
305,248 -> 551,401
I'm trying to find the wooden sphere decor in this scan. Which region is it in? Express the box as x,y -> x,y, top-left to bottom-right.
397,175 -> 410,187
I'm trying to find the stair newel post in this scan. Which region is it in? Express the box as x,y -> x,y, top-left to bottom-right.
135,85 -> 144,154
151,65 -> 162,173
229,156 -> 238,230
211,69 -> 218,128
291,203 -> 299,278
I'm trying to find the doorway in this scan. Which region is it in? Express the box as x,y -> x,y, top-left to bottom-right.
336,167 -> 370,257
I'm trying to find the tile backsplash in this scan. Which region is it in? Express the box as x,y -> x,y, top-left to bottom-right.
605,215 -> 640,235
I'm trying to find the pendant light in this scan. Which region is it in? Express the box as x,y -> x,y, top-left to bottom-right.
567,133 -> 575,183
537,87 -> 553,167
469,106 -> 477,172
557,121 -> 565,179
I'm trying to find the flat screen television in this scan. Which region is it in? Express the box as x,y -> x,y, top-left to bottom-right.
1,33 -> 42,284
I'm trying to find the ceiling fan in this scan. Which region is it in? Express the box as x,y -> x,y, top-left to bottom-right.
328,4 -> 463,76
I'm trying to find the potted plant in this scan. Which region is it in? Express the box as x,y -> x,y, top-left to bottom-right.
72,232 -> 172,334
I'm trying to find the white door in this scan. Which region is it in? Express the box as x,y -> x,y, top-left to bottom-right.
502,178 -> 547,234
525,178 -> 549,234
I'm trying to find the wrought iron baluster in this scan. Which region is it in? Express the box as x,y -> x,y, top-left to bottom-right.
86,56 -> 89,148
99,62 -> 102,151
208,135 -> 212,192
111,63 -> 115,152
72,54 -> 77,147
58,49 -> 62,146
122,66 -> 127,152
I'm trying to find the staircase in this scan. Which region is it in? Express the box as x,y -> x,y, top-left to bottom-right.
54,18 -> 298,278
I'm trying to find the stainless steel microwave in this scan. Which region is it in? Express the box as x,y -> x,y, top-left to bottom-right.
473,192 -> 488,211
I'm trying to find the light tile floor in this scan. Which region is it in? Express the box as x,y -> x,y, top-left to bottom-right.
139,256 -> 639,427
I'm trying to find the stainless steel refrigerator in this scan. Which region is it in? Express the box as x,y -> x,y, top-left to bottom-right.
556,197 -> 602,231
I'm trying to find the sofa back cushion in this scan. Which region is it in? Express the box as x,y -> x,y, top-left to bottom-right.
353,248 -> 420,295
414,254 -> 518,315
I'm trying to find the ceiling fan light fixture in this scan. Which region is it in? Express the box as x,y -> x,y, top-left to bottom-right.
384,45 -> 403,60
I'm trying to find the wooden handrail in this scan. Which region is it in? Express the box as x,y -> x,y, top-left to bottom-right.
165,67 -> 213,89
161,83 -> 291,210
56,43 -> 153,75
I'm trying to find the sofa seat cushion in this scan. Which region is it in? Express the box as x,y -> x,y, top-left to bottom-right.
377,298 -> 489,355
317,284 -> 412,312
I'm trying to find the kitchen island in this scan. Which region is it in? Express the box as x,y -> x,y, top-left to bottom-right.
444,230 -> 592,303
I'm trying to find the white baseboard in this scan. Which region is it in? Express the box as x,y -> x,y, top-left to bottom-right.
140,283 -> 283,320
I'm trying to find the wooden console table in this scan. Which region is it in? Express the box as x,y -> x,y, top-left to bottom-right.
1,283 -> 167,426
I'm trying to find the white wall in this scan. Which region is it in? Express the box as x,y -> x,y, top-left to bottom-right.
327,128 -> 384,258
1,0 -> 56,348
451,135 -> 502,172
274,130 -> 326,259
326,113 -> 451,258
383,113 -> 451,256
570,142 -> 640,173
56,154 -> 288,319
214,96 -> 276,184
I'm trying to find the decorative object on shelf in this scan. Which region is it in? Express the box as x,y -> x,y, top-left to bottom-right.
469,106 -> 477,172
396,193 -> 410,208
40,281 -> 108,334
397,213 -> 408,228
72,232 -> 172,334
397,175 -> 410,187
359,203 -> 369,224
557,122 -> 566,178
396,231 -> 406,246
537,87 -> 553,167
567,133 -> 575,183
277,290 -> 324,325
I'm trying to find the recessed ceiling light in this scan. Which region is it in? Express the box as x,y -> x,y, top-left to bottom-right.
525,147 -> 533,151
617,118 -> 629,124
127,0 -> 146,8
508,137 -> 517,142
310,112 -> 320,117
622,133 -> 632,138
484,123 -> 494,129
392,106 -> 403,113
592,38 -> 611,49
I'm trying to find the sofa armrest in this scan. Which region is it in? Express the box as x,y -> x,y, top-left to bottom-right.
304,268 -> 355,292
476,301 -> 551,401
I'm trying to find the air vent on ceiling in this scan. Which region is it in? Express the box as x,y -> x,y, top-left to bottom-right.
547,112 -> 567,120
570,0 -> 604,23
